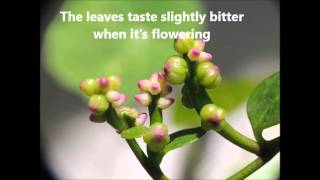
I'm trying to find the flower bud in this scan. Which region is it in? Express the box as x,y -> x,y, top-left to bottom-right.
118,106 -> 139,119
148,81 -> 161,95
193,39 -> 205,51
143,123 -> 170,152
80,79 -> 99,96
135,113 -> 148,126
106,91 -> 127,107
107,75 -> 121,91
157,97 -> 175,109
150,72 -> 172,96
196,62 -> 221,89
134,93 -> 152,106
137,79 -> 151,92
88,94 -> 109,115
187,48 -> 212,63
174,34 -> 194,54
200,104 -> 226,131
164,56 -> 188,85
96,77 -> 110,93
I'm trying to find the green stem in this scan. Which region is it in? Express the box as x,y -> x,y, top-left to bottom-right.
126,139 -> 169,180
106,107 -> 168,180
227,138 -> 280,180
183,54 -> 261,155
218,122 -> 261,155
148,95 -> 163,125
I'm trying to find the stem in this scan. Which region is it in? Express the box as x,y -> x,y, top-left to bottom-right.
218,122 -> 261,155
227,138 -> 280,180
126,139 -> 169,180
105,107 -> 168,180
148,95 -> 163,125
183,55 -> 261,154
147,94 -> 164,165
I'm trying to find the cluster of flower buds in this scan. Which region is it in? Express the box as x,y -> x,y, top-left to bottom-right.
168,35 -> 222,89
143,123 -> 170,152
135,72 -> 174,110
200,104 -> 226,131
80,75 -> 127,115
117,106 -> 147,126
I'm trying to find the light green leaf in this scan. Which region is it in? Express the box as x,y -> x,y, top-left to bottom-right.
247,72 -> 280,143
163,127 -> 206,153
121,126 -> 148,139
173,79 -> 257,127
42,0 -> 204,104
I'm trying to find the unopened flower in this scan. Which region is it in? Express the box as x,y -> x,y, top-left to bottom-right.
80,79 -> 99,96
174,34 -> 195,54
200,104 -> 226,131
143,123 -> 170,152
193,39 -> 205,51
137,79 -> 151,92
106,91 -> 127,107
148,81 -> 161,95
108,75 -> 121,91
134,93 -> 152,106
163,56 -> 188,85
187,48 -> 212,63
118,106 -> 139,119
88,94 -> 109,115
135,113 -> 148,126
96,77 -> 110,93
196,62 -> 221,89
157,97 -> 175,109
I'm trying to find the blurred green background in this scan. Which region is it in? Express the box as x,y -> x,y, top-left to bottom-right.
41,0 -> 279,179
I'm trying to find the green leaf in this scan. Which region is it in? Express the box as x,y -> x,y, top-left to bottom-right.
163,127 -> 206,153
121,126 -> 148,139
173,79 -> 257,127
42,0 -> 204,104
247,72 -> 280,143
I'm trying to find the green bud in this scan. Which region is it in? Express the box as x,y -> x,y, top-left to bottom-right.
164,56 -> 188,85
88,94 -> 109,115
200,104 -> 226,131
143,123 -> 170,152
174,35 -> 195,54
196,62 -> 221,89
80,79 -> 99,96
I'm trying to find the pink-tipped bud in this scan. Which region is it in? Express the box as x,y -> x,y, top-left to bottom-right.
95,77 -> 110,93
135,113 -> 148,126
106,91 -> 121,102
148,82 -> 161,95
187,48 -> 201,62
157,97 -> 175,109
111,94 -> 127,107
193,39 -> 205,51
197,51 -> 212,63
150,72 -> 165,83
134,93 -> 152,106
106,91 -> 127,107
137,79 -> 151,92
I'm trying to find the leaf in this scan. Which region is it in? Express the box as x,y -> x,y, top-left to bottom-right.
247,72 -> 280,143
42,0 -> 204,104
173,79 -> 257,127
162,127 -> 206,153
121,126 -> 148,139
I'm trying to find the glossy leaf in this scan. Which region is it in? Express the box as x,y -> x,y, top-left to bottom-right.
121,126 -> 148,139
247,72 -> 280,143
